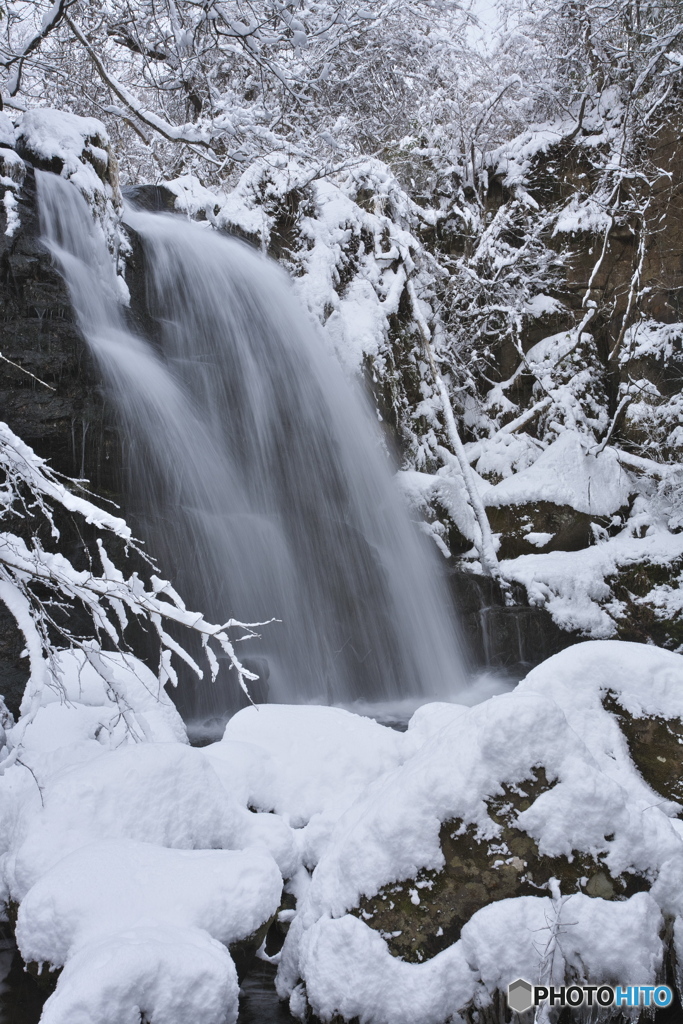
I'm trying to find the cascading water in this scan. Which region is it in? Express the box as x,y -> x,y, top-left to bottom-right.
37,171 -> 467,716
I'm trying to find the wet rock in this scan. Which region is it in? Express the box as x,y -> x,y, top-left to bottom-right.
446,568 -> 580,673
0,166 -> 120,493
123,184 -> 177,213
0,605 -> 27,719
229,912 -> 276,982
264,892 -> 297,957
0,157 -> 126,714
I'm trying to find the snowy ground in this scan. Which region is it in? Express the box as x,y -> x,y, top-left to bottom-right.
2,640 -> 683,1023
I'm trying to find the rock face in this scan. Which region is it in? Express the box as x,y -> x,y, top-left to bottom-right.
0,124 -> 123,715
446,569 -> 579,674
604,691 -> 683,805
0,166 -> 119,494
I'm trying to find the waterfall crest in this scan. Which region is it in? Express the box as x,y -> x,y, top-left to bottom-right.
37,171 -> 466,714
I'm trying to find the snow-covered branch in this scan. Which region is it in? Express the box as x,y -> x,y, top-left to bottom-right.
0,421 -> 268,773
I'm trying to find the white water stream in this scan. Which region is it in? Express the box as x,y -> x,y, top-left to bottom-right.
37,172 -> 467,715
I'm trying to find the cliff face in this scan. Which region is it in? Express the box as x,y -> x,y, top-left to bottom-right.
0,151 -> 119,494
468,104 -> 683,649
0,122 -> 124,715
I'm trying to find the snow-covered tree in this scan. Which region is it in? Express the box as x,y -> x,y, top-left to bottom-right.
0,0 -> 472,182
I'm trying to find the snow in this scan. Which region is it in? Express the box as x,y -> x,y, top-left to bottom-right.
20,648 -> 188,746
164,174 -> 223,221
554,196 -> 614,235
523,293 -> 564,317
0,147 -> 26,187
292,892 -> 663,1024
0,113 -> 16,149
291,912 -> 475,1024
3,190 -> 19,237
219,704 -> 403,825
17,840 -> 281,965
472,431 -> 543,484
209,156 -> 429,379
619,319 -> 683,365
524,531 -> 554,547
5,743 -> 253,902
398,467 -> 476,546
214,704 -> 404,867
1,696 -> 285,1023
489,123 -> 570,188
37,926 -> 238,1024
482,430 -> 633,516
3,641 -> 683,1022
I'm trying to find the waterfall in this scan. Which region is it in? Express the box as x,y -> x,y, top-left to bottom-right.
37,171 -> 467,715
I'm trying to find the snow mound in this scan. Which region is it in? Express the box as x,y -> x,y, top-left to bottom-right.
219,704 -> 403,825
17,839 -> 282,965
482,431 -> 632,515
215,704 -> 404,868
4,643 -> 683,1023
291,892 -> 662,1024
20,649 -> 188,749
5,743 -> 249,901
37,925 -> 238,1024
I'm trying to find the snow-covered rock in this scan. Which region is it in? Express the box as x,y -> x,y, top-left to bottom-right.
278,641 -> 683,1022
16,109 -> 118,203
20,648 -> 188,749
16,840 -> 281,1024
3,641 -> 683,1023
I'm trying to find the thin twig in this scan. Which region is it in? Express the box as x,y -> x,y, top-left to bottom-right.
0,352 -> 56,391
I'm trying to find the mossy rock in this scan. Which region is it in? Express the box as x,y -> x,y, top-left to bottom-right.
353,768 -> 647,964
604,691 -> 683,805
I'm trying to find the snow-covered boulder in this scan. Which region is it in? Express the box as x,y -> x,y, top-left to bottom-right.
2,736 -> 287,1021
16,109 -> 119,203
278,641 -> 683,1022
20,648 -> 188,749
16,840 -> 282,1024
